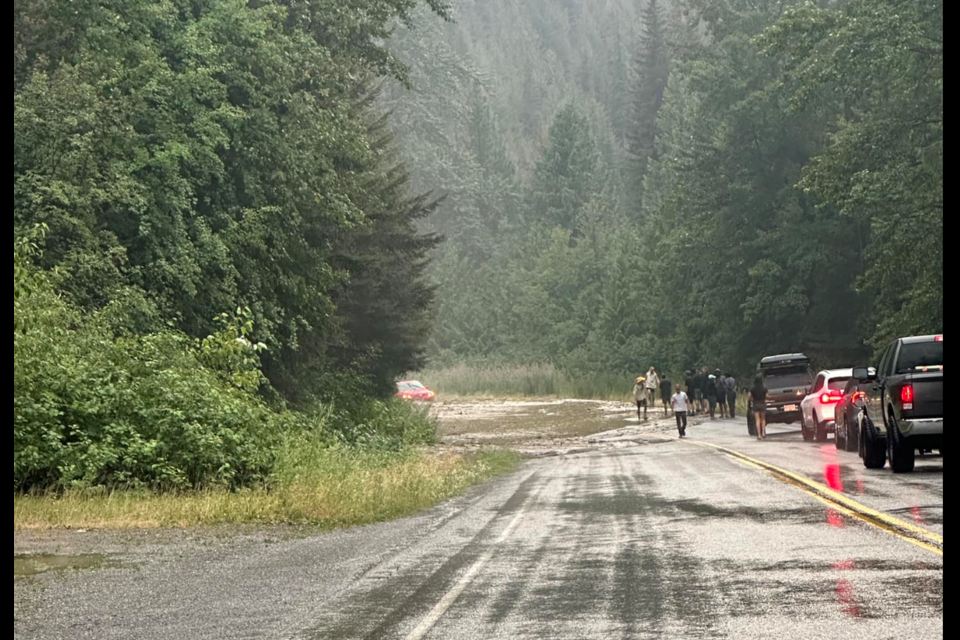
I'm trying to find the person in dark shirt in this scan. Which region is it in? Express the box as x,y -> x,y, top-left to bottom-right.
694,368 -> 708,414
715,369 -> 728,419
705,372 -> 719,419
660,377 -> 673,416
725,373 -> 738,419
751,377 -> 769,441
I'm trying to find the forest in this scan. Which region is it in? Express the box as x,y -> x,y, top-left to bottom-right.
14,0 -> 943,495
391,0 -> 943,383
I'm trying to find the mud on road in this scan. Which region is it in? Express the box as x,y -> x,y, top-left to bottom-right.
433,398 -> 683,457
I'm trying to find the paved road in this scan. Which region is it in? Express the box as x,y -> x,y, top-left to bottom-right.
14,420 -> 944,640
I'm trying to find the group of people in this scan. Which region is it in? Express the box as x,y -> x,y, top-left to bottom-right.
684,367 -> 738,420
631,365 -> 772,442
632,366 -> 739,438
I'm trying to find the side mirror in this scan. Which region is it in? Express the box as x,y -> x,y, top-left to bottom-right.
853,367 -> 875,382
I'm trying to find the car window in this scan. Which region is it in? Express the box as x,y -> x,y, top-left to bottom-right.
896,342 -> 944,373
762,365 -> 813,388
813,375 -> 825,392
843,378 -> 859,395
828,377 -> 851,392
877,345 -> 894,380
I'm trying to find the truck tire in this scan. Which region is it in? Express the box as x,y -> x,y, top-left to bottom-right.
862,419 -> 887,470
888,416 -> 916,474
835,420 -> 845,451
844,422 -> 858,453
747,410 -> 757,437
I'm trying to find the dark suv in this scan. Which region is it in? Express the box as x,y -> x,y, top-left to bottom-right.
747,354 -> 815,436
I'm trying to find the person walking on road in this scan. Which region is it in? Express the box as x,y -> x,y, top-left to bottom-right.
672,384 -> 690,438
645,367 -> 661,411
660,376 -> 673,417
634,377 -> 648,421
694,368 -> 708,415
706,372 -> 719,419
725,373 -> 738,419
751,376 -> 769,441
715,369 -> 728,419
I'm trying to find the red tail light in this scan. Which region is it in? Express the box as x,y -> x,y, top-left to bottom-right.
820,392 -> 843,404
901,385 -> 915,404
853,391 -> 867,404
935,335 -> 943,342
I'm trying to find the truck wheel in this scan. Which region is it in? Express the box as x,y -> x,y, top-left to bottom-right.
844,422 -> 858,453
815,414 -> 828,443
862,420 -> 887,470
747,411 -> 757,437
888,417 -> 916,474
801,414 -> 814,442
835,421 -> 845,451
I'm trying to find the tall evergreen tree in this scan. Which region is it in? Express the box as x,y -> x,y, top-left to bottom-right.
626,0 -> 671,213
531,105 -> 605,234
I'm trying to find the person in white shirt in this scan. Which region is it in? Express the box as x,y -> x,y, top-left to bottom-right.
645,367 -> 661,409
672,384 -> 690,438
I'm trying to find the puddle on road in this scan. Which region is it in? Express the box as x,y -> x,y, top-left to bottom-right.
14,554 -> 119,578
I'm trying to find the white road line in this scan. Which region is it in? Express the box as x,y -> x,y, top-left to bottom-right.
403,490 -> 538,640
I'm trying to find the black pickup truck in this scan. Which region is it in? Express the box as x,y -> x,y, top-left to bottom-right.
856,335 -> 944,473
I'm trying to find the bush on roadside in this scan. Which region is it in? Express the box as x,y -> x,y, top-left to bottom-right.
13,287 -> 295,492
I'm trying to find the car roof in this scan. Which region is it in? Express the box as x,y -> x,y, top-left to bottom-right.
818,369 -> 855,378
900,335 -> 943,345
760,354 -> 810,366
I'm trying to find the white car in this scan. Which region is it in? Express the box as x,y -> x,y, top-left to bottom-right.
801,369 -> 855,443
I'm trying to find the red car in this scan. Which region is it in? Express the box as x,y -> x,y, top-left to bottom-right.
396,381 -> 436,402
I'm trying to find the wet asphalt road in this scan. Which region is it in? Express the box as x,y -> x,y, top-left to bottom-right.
14,419 -> 943,640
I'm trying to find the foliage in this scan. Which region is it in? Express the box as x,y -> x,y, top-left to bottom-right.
394,0 -> 940,382
14,449 -> 519,530
13,0 -> 446,406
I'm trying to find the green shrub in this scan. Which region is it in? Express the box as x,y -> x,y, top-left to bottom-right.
14,289 -> 289,491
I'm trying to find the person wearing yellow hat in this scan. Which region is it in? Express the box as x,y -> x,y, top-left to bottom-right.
633,376 -> 648,421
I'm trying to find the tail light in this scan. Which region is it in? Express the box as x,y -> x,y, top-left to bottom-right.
853,391 -> 867,404
901,384 -> 915,410
935,335 -> 943,342
901,385 -> 914,403
820,391 -> 843,404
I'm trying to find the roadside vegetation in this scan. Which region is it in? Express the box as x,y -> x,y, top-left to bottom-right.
13,0 -> 520,531
14,449 -> 518,531
420,364 -> 629,401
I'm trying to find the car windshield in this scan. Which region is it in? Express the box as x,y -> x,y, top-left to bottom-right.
762,366 -> 812,388
828,378 -> 851,392
398,382 -> 425,392
897,342 -> 944,373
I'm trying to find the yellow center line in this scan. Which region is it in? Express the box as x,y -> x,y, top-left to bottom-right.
685,438 -> 943,556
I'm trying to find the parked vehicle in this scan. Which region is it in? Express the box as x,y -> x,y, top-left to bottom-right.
835,370 -> 874,453
396,381 -> 437,403
801,369 -> 854,443
856,335 -> 943,473
747,354 -> 814,437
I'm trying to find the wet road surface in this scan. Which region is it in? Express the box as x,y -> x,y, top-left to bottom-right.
14,419 -> 943,639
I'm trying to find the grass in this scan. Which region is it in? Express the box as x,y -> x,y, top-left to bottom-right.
418,363 -> 632,401
13,449 -> 520,532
